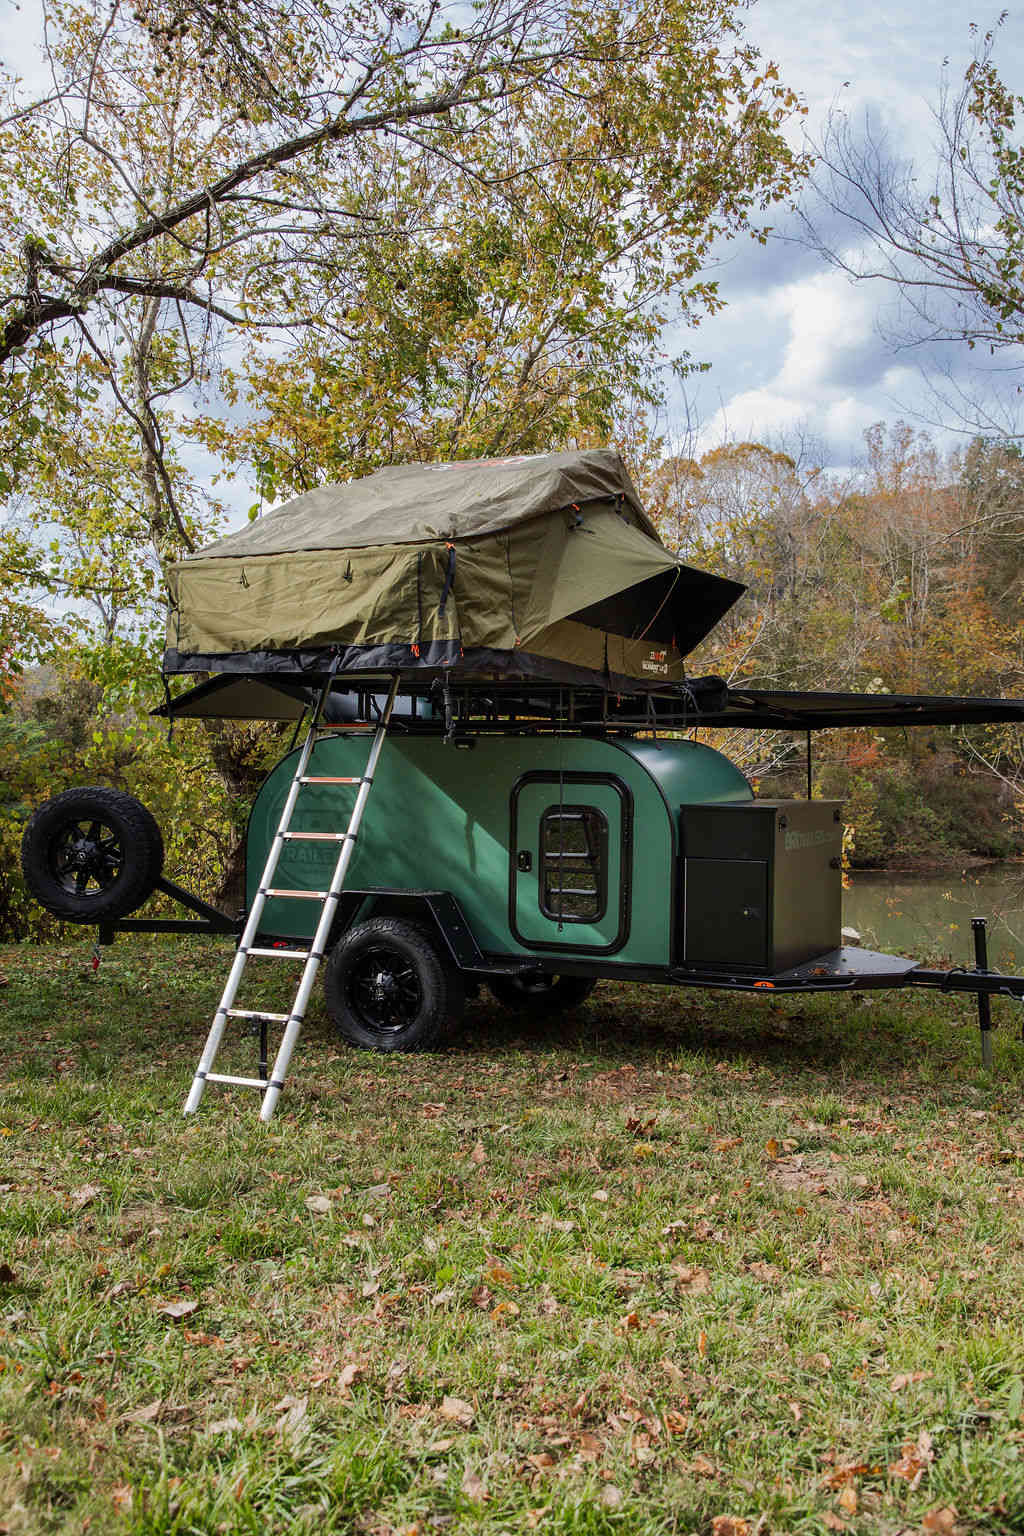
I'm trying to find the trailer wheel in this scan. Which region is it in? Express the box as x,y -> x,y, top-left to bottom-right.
487,974 -> 597,1013
20,787 -> 164,923
323,918 -> 464,1052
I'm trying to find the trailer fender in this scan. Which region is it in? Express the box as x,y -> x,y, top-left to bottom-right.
349,889 -> 485,972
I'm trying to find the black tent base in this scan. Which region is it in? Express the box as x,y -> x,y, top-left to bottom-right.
155,671 -> 1024,735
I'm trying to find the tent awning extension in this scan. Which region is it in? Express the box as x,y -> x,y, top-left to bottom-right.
155,674 -> 1024,732
163,450 -> 745,692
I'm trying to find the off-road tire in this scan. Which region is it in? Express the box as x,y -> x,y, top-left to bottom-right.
323,917 -> 464,1052
487,973 -> 597,1013
20,787 -> 164,923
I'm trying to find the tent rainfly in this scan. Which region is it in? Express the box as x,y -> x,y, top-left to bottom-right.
163,450 -> 745,690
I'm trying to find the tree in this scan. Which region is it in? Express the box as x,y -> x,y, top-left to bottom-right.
798,20 -> 1024,433
2,0 -> 805,566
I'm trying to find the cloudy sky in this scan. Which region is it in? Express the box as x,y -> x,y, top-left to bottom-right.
673,2 -> 1024,468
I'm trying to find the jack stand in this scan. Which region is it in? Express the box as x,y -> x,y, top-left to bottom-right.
972,917 -> 994,1070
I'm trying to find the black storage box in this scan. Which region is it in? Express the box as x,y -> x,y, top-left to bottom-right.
679,800 -> 843,973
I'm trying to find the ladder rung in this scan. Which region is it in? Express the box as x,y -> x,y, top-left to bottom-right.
314,724 -> 375,732
281,831 -> 348,842
226,1008 -> 291,1022
246,947 -> 312,959
299,775 -> 362,784
206,1073 -> 271,1089
264,888 -> 330,899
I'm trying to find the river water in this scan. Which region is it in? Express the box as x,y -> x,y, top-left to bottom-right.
843,864 -> 1024,970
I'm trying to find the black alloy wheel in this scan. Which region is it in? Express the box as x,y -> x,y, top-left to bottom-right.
323,917 -> 464,1052
20,787 -> 164,922
49,816 -> 124,898
487,973 -> 597,1013
347,943 -> 424,1035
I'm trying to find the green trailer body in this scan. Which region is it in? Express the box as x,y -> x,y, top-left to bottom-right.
246,734 -> 752,967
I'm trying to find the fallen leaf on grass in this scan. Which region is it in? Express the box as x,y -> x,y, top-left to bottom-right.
207,1417 -> 244,1435
922,1507 -> 958,1533
593,1189 -> 609,1203
304,1194 -> 332,1215
361,1279 -> 380,1298
599,1485 -> 623,1510
889,1429 -> 933,1489
711,1517 -> 748,1536
470,1141 -> 487,1165
484,1262 -> 515,1286
804,1352 -> 832,1374
527,1452 -> 556,1472
837,1483 -> 858,1515
661,1358 -> 687,1391
274,1394 -> 309,1442
890,1371 -> 932,1392
672,1262 -> 710,1294
121,1400 -> 162,1425
70,1184 -> 101,1209
490,1299 -> 520,1321
821,1514 -> 847,1531
440,1395 -> 474,1427
747,1261 -> 781,1284
339,1362 -> 363,1396
110,1484 -> 133,1513
691,1454 -> 717,1477
697,1329 -> 708,1358
821,1462 -> 869,1489
157,1299 -> 198,1320
461,1468 -> 487,1501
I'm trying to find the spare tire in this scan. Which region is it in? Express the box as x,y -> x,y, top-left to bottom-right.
20,787 -> 164,923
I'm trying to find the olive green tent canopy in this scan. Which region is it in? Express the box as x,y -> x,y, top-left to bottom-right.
164,449 -> 745,690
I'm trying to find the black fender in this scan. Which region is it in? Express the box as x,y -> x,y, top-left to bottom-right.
333,889 -> 485,971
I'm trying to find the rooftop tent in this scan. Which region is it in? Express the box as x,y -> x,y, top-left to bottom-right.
163,450 -> 745,690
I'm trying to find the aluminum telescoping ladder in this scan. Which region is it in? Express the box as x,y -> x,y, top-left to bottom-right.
183,673 -> 401,1122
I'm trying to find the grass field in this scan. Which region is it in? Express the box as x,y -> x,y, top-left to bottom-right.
1,937 -> 1023,1535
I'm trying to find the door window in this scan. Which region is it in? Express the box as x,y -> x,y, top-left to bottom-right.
539,805 -> 608,923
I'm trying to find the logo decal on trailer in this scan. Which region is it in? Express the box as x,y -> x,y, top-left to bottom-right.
641,648 -> 669,675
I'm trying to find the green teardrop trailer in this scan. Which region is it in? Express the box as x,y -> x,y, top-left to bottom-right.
249,730 -> 757,967
18,450 -> 1024,1118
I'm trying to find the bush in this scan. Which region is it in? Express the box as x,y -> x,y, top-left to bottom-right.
0,663 -> 287,941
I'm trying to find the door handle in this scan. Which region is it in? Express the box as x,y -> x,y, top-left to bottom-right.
517,850 -> 532,872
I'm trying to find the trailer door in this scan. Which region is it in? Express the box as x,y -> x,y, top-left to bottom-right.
510,773 -> 632,953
